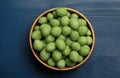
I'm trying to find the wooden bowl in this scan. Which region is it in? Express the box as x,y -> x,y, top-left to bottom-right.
29,8 -> 95,71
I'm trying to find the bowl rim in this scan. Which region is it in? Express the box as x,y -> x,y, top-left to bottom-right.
29,8 -> 95,71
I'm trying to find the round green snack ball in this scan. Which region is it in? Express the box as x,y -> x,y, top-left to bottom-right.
65,58 -> 76,66
52,50 -> 62,62
70,31 -> 79,41
38,17 -> 47,24
69,51 -> 79,62
52,11 -> 57,18
60,16 -> 69,26
41,24 -> 51,37
78,55 -> 84,62
66,38 -> 73,46
51,19 -> 60,26
79,45 -> 90,56
63,46 -> 71,56
86,29 -> 91,36
45,35 -> 55,43
51,26 -> 61,37
79,18 -> 87,26
47,58 -> 55,67
32,31 -> 41,40
58,35 -> 66,41
71,42 -> 81,51
34,26 -> 40,31
47,13 -> 54,21
33,39 -> 44,51
78,26 -> 88,35
39,24 -> 44,29
70,18 -> 79,30
56,7 -> 67,17
40,49 -> 50,61
50,19 -> 60,27
46,42 -> 56,52
86,36 -> 92,45
71,13 -> 79,19
62,26 -> 72,36
57,59 -> 65,68
55,39 -> 65,51
78,36 -> 87,45
66,12 -> 71,17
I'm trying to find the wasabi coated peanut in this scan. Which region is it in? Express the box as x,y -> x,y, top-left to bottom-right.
69,18 -> 79,30
41,24 -> 51,37
39,24 -> 44,29
40,49 -> 50,61
55,39 -> 65,51
71,13 -> 79,19
65,58 -> 76,66
51,26 -> 61,37
78,26 -> 88,35
50,19 -> 60,27
79,18 -> 87,26
52,11 -> 57,18
69,51 -> 79,62
77,36 -> 87,45
86,29 -> 91,36
52,50 -> 62,62
71,42 -> 81,51
70,31 -> 79,41
78,55 -> 84,62
58,35 -> 66,40
66,12 -> 71,17
66,38 -> 73,46
34,26 -> 40,31
60,16 -> 69,26
57,59 -> 65,68
45,35 -> 55,43
86,36 -> 92,45
47,58 -> 55,67
32,31 -> 41,40
47,13 -> 54,21
46,42 -> 56,52
38,17 -> 47,24
33,39 -> 44,51
63,46 -> 71,56
79,45 -> 90,56
62,26 -> 72,36
56,7 -> 67,17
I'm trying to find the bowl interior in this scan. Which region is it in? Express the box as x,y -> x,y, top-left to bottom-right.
29,8 -> 95,71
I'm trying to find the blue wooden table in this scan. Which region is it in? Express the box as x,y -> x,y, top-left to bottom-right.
0,0 -> 120,78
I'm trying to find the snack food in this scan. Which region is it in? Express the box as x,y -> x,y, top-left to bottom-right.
30,7 -> 95,70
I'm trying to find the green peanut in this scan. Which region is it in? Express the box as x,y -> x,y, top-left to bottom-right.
71,42 -> 81,51
56,7 -> 67,17
57,59 -> 65,68
79,45 -> 90,56
70,31 -> 79,41
52,50 -> 62,62
55,39 -> 65,51
40,49 -> 50,61
38,17 -> 47,24
33,39 -> 44,51
46,42 -> 56,52
51,26 -> 61,37
32,31 -> 41,40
